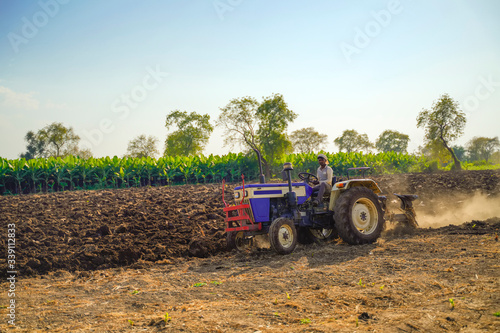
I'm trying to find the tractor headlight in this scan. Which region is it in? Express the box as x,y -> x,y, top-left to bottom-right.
234,190 -> 248,199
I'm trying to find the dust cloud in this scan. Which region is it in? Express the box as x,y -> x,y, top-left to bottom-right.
415,193 -> 500,228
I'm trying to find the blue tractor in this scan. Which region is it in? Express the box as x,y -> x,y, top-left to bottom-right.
222,163 -> 418,254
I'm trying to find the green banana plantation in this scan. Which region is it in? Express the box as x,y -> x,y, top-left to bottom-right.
0,152 -> 430,195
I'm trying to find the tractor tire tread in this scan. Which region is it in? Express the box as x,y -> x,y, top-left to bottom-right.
334,187 -> 384,245
269,217 -> 297,255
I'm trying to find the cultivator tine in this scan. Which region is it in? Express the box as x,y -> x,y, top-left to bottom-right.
393,193 -> 419,228
378,195 -> 387,211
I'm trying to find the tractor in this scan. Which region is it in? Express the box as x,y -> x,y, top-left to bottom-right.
222,163 -> 418,254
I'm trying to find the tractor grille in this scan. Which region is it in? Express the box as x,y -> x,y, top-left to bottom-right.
242,198 -> 255,223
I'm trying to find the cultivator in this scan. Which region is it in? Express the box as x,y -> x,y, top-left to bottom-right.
379,193 -> 419,228
222,175 -> 262,232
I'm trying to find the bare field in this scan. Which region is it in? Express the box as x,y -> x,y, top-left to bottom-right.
1,170 -> 499,332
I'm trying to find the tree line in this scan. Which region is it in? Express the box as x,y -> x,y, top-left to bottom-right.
18,93 -> 500,174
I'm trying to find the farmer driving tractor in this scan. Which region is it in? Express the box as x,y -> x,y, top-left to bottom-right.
223,151 -> 419,255
312,154 -> 333,207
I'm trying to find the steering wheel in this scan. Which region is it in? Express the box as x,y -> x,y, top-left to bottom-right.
298,172 -> 318,185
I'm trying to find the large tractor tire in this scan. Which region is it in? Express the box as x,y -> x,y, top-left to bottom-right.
227,231 -> 253,251
268,217 -> 297,255
334,187 -> 384,245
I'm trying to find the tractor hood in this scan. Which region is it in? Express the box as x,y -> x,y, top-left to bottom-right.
234,182 -> 314,205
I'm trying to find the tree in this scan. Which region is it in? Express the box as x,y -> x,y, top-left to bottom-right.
126,135 -> 159,158
334,129 -> 373,153
217,94 -> 297,178
20,130 -> 47,159
290,127 -> 328,153
417,94 -> 466,170
74,148 -> 93,159
466,136 -> 500,162
164,110 -> 213,156
217,96 -> 263,173
491,151 -> 500,164
375,130 -> 410,153
256,93 -> 297,175
417,141 -> 453,165
39,122 -> 80,157
20,122 -> 81,159
451,145 -> 467,162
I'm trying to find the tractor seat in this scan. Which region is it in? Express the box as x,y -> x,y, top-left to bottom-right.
311,187 -> 329,196
311,189 -> 331,201
310,176 -> 336,191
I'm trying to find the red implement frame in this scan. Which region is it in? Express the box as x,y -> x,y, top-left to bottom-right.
222,175 -> 262,232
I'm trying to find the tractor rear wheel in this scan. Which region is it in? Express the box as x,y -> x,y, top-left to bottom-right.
334,187 -> 384,245
269,217 -> 297,255
227,231 -> 253,251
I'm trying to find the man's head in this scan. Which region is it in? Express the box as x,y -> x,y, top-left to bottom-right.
317,154 -> 328,166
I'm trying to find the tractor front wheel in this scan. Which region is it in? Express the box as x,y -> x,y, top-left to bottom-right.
334,187 -> 384,245
269,218 -> 297,255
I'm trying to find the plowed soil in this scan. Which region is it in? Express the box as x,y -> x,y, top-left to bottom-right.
1,170 -> 499,332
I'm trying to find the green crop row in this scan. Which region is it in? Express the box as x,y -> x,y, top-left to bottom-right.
0,152 -> 429,195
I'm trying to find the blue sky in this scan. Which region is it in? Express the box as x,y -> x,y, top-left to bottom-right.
1,0 -> 499,159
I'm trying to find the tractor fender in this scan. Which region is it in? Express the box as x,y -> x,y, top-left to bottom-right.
328,179 -> 382,211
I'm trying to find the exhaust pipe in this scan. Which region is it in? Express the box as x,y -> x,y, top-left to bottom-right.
252,148 -> 265,184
